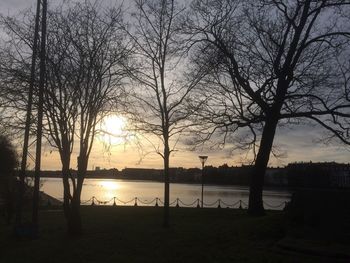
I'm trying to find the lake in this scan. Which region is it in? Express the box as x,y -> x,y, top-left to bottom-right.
41,178 -> 291,210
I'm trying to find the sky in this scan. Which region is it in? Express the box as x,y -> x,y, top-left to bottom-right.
0,0 -> 349,171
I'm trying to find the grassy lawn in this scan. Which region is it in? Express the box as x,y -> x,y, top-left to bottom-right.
0,207 -> 344,263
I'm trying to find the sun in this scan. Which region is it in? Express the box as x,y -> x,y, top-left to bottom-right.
99,115 -> 128,145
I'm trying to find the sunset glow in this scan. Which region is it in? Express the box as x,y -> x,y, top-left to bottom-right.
99,115 -> 128,145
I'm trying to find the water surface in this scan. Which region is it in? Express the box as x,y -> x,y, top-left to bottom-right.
42,178 -> 291,210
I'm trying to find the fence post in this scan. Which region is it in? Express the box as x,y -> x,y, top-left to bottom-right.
176,198 -> 179,208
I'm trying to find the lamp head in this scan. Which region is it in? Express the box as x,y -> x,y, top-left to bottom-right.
198,155 -> 208,166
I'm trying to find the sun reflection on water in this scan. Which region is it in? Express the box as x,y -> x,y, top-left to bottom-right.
98,180 -> 121,190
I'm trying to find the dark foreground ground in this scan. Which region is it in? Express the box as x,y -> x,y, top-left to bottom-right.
0,207 -> 349,263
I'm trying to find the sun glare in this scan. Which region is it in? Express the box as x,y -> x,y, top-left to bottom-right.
99,115 -> 128,145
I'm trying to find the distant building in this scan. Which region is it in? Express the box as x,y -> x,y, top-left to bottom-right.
287,162 -> 350,188
122,168 -> 163,181
327,163 -> 350,188
265,168 -> 288,186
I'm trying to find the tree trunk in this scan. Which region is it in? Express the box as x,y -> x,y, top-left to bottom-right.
67,195 -> 82,236
65,154 -> 87,236
32,0 -> 47,229
163,140 -> 170,228
15,0 -> 41,228
5,181 -> 14,225
60,153 -> 84,236
65,172 -> 82,236
62,163 -> 71,222
248,116 -> 279,216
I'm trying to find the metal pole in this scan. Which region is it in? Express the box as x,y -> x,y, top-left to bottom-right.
15,0 -> 41,229
198,155 -> 208,208
201,162 -> 204,208
32,0 -> 47,229
198,156 -> 207,209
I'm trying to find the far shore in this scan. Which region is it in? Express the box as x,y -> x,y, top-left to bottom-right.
21,167 -> 289,188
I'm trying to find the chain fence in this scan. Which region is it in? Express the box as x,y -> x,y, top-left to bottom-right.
55,196 -> 288,210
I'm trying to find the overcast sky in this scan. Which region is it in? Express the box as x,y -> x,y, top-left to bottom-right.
0,0 -> 36,15
0,0 -> 349,170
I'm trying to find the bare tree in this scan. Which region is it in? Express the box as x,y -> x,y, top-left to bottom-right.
43,1 -> 128,235
0,1 -> 129,235
0,0 -> 44,230
0,9 -> 37,137
124,0 -> 205,227
32,0 -> 47,229
186,0 -> 350,215
65,1 -> 129,235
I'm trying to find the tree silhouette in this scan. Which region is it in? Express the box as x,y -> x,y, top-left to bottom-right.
0,1 -> 129,235
186,0 -> 350,215
123,0 -> 205,226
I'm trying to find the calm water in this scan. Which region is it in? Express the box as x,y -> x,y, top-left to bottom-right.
41,178 -> 291,210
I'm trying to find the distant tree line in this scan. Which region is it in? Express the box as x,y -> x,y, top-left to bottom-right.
31,162 -> 350,189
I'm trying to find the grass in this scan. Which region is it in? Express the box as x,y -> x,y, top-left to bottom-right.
0,206 -> 345,263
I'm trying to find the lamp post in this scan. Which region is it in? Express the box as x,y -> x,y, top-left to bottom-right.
198,156 -> 208,208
